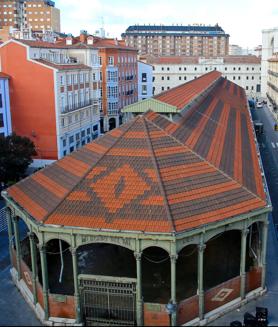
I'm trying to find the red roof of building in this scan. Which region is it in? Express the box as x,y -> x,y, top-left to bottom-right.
154,71 -> 221,110
35,59 -> 92,71
6,76 -> 267,234
147,55 -> 260,64
11,37 -> 137,51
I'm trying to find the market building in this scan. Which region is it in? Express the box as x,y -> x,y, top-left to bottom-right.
2,71 -> 271,326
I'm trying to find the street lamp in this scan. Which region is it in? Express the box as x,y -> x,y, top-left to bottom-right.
166,300 -> 177,326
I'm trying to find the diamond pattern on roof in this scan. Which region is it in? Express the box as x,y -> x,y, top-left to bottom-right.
91,164 -> 151,214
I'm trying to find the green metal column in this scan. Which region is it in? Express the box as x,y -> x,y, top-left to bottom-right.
71,247 -> 81,324
240,228 -> 249,299
261,221 -> 269,290
28,232 -> 38,305
198,243 -> 206,320
12,216 -> 21,281
170,254 -> 178,327
6,208 -> 13,266
134,252 -> 143,326
39,244 -> 49,320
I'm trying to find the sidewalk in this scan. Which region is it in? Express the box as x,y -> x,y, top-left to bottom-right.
209,213 -> 278,326
0,229 -> 41,326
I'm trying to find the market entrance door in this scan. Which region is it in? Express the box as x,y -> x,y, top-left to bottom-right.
79,275 -> 137,326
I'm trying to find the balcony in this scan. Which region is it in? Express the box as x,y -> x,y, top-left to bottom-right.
62,99 -> 94,114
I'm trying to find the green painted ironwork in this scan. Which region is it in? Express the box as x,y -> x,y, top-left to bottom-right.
122,98 -> 178,113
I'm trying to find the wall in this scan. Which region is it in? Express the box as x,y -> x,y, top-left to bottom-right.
204,276 -> 241,313
144,303 -> 169,326
138,61 -> 153,100
0,78 -> 12,136
261,28 -> 278,96
152,60 -> 261,97
177,295 -> 199,325
0,41 -> 58,159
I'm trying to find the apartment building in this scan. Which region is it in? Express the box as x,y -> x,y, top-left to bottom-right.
122,24 -> 229,57
267,54 -> 278,111
0,39 -> 100,163
147,56 -> 261,97
0,0 -> 60,41
57,32 -> 138,132
261,27 -> 278,96
0,72 -> 11,137
137,61 -> 153,101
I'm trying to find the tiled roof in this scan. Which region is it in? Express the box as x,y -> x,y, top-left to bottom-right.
154,71 -> 221,110
125,25 -> 226,33
7,77 -> 267,234
268,55 -> 278,62
147,56 -> 199,64
13,38 -> 137,51
223,56 -> 261,64
35,59 -> 92,71
146,55 -> 260,65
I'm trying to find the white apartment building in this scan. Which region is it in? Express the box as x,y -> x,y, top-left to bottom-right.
0,73 -> 12,137
148,56 -> 261,97
261,27 -> 278,96
137,61 -> 153,101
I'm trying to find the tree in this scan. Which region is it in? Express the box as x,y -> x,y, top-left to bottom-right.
0,133 -> 37,184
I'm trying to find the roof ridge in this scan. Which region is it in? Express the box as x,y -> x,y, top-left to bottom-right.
43,117 -> 141,224
142,117 -> 176,233
145,113 -> 266,204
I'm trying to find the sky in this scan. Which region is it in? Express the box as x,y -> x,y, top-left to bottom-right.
55,0 -> 278,49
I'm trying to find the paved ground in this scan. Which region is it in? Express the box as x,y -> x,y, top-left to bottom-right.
0,229 -> 41,326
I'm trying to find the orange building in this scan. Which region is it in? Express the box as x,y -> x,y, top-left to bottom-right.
59,33 -> 138,132
0,39 -> 99,163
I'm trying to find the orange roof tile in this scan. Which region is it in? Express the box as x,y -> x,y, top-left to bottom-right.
6,76 -> 268,234
154,71 -> 221,110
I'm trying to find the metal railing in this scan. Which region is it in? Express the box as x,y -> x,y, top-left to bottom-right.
62,99 -> 93,114
0,207 -> 7,233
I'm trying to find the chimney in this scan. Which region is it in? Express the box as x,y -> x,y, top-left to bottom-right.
114,37 -> 118,46
87,36 -> 94,45
66,33 -> 73,45
80,30 -> 87,43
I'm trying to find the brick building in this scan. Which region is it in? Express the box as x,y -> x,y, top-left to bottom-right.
0,0 -> 60,41
2,71 -> 271,326
122,24 -> 229,57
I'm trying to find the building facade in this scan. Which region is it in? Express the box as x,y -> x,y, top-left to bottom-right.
137,61 -> 153,101
147,56 -> 261,97
261,27 -> 278,96
0,73 -> 11,137
0,0 -> 60,42
267,54 -> 278,111
57,33 -> 138,132
122,24 -> 229,57
0,39 -> 100,163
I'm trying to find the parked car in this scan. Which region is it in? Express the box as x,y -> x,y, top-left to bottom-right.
256,102 -> 263,108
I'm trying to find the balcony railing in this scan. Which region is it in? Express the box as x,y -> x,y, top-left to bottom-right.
62,99 -> 93,114
268,69 -> 278,78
